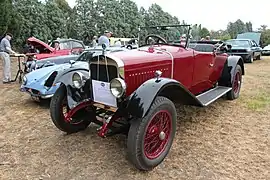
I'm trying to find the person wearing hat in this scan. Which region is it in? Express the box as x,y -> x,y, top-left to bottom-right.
98,30 -> 113,48
0,33 -> 17,83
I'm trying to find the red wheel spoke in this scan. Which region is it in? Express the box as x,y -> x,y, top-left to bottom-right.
144,110 -> 172,160
145,132 -> 159,140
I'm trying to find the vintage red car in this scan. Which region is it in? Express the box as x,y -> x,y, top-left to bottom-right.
49,25 -> 245,171
26,37 -> 85,60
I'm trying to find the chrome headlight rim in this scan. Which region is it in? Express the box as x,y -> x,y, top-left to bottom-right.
72,72 -> 84,89
22,75 -> 27,85
110,78 -> 126,98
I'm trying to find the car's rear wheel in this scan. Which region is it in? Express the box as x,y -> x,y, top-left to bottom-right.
50,85 -> 93,134
127,96 -> 176,171
227,65 -> 242,100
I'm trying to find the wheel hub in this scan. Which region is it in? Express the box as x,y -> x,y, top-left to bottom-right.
159,131 -> 166,140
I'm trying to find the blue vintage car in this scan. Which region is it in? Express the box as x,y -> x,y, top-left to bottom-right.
20,46 -> 127,102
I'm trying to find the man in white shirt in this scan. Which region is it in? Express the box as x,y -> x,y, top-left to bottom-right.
98,30 -> 113,48
0,33 -> 16,83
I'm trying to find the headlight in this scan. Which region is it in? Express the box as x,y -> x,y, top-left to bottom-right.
110,78 -> 126,98
22,76 -> 27,85
72,72 -> 84,88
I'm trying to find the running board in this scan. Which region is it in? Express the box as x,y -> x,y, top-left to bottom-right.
196,86 -> 232,106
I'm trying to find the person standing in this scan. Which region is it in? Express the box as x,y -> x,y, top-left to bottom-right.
91,36 -> 98,47
98,30 -> 113,48
0,33 -> 16,83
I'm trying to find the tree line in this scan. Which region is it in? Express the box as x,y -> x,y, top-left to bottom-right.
1,0 -> 270,50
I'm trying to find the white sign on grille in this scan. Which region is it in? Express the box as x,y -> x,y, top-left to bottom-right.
92,80 -> 117,107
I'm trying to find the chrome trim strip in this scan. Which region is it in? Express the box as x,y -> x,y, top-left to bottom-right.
156,48 -> 174,79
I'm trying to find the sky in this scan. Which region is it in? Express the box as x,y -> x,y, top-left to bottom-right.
66,0 -> 270,31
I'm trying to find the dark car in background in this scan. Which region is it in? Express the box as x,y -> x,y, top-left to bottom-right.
262,44 -> 270,55
226,39 -> 262,63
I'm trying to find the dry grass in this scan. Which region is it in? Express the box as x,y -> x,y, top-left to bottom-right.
0,56 -> 270,180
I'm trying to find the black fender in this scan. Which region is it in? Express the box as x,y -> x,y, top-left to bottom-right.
53,67 -> 89,86
53,67 -> 90,109
218,55 -> 244,87
124,77 -> 202,118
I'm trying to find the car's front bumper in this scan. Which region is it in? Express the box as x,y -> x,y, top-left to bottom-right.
227,52 -> 251,60
262,50 -> 270,55
20,87 -> 54,99
20,84 -> 59,99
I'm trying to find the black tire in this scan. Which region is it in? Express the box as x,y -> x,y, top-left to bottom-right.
50,85 -> 92,133
127,45 -> 132,49
246,54 -> 254,63
127,96 -> 176,171
257,53 -> 261,60
226,65 -> 242,100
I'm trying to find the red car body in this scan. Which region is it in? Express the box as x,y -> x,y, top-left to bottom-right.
115,44 -> 228,96
26,37 -> 85,60
50,26 -> 245,171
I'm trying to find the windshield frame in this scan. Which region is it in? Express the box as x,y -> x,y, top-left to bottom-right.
137,24 -> 192,49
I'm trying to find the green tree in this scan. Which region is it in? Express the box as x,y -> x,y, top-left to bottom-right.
199,27 -> 210,38
0,0 -> 13,35
45,0 -> 68,39
227,19 -> 247,38
261,29 -> 270,47
12,0 -> 51,47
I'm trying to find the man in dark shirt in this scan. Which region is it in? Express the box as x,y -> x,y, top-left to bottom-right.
0,33 -> 16,83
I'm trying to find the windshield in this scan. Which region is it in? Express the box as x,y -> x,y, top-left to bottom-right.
226,40 -> 250,47
138,25 -> 191,47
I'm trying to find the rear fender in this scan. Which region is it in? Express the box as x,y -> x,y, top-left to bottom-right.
125,77 -> 202,118
218,56 -> 244,87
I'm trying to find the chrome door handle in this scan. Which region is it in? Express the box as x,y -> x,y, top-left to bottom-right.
209,63 -> 214,67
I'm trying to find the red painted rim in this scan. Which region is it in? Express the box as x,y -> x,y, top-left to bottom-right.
233,71 -> 241,94
61,98 -> 82,125
144,110 -> 172,160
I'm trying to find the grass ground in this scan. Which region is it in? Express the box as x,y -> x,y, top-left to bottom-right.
0,56 -> 269,180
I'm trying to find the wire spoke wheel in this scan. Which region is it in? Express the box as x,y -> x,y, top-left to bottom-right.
144,110 -> 172,159
127,96 -> 176,171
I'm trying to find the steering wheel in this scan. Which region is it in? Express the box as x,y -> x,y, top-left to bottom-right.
145,34 -> 167,45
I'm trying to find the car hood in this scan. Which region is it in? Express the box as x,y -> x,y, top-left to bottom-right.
237,32 -> 261,45
25,61 -> 88,84
107,46 -> 173,67
35,55 -> 79,67
27,37 -> 54,52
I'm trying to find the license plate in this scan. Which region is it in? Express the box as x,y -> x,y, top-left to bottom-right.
31,96 -> 40,102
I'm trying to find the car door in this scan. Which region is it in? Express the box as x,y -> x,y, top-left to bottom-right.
190,44 -> 215,95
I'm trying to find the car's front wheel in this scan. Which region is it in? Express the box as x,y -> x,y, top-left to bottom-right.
50,85 -> 93,134
256,53 -> 261,60
127,96 -> 176,171
247,54 -> 254,63
227,64 -> 242,100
